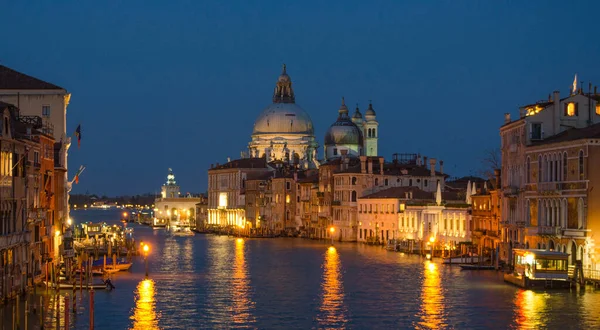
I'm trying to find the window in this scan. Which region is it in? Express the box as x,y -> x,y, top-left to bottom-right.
384,179 -> 389,186
596,103 -> 600,115
42,105 -> 51,118
351,191 -> 357,202
424,180 -> 428,187
563,152 -> 568,180
531,123 -> 542,140
372,129 -> 376,137
333,148 -> 338,156
526,157 -> 531,183
218,193 -> 227,207
564,102 -> 578,116
409,179 -> 413,186
375,178 -> 379,186
286,182 -> 291,190
579,150 -> 584,180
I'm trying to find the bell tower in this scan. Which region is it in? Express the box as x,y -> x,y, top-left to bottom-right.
364,101 -> 378,156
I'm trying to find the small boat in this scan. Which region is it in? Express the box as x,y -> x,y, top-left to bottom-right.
172,227 -> 195,237
459,264 -> 496,270
103,266 -> 121,274
43,281 -> 107,290
442,255 -> 481,264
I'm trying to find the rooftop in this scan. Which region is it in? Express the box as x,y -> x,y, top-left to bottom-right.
0,65 -> 65,90
530,122 -> 600,146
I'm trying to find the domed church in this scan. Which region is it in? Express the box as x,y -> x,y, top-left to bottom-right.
324,98 -> 379,161
248,64 -> 320,169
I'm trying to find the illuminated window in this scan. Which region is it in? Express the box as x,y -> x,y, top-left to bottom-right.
219,192 -> 227,208
286,194 -> 290,203
564,102 -> 578,116
596,103 -> 600,115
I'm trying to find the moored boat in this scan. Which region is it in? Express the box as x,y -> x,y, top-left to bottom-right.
442,255 -> 482,264
43,281 -> 107,290
503,249 -> 572,289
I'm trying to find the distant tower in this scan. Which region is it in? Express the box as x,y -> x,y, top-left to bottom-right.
364,101 -> 378,156
161,168 -> 180,198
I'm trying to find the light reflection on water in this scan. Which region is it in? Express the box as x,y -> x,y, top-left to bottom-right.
44,210 -> 600,329
130,279 -> 159,330
417,261 -> 446,329
317,246 -> 348,329
232,238 -> 256,326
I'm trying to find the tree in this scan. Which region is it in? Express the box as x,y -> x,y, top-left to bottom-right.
479,148 -> 501,189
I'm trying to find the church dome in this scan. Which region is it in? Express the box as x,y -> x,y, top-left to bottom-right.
252,102 -> 315,135
252,64 -> 315,135
324,98 -> 363,146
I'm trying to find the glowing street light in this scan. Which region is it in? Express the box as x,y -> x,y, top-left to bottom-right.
329,227 -> 335,246
143,244 -> 150,278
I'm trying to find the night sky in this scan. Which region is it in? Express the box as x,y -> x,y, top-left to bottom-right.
3,1 -> 600,196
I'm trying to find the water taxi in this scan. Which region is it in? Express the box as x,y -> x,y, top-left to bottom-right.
504,249 -> 572,289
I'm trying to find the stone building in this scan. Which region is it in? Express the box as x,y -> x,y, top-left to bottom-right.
500,84 -> 600,268
207,158 -> 272,228
470,171 -> 502,257
154,169 -> 203,227
357,186 -> 470,250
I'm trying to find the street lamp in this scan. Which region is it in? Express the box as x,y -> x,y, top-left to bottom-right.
329,227 -> 335,246
143,244 -> 150,278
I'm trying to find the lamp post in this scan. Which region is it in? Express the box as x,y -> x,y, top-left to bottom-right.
329,227 -> 335,246
143,244 -> 149,278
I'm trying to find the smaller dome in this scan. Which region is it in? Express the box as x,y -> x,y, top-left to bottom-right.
365,101 -> 376,116
325,100 -> 363,146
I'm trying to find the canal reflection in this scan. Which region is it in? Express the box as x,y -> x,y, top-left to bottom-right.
514,290 -> 547,329
317,246 -> 348,328
232,238 -> 255,326
417,261 -> 446,329
130,279 -> 159,330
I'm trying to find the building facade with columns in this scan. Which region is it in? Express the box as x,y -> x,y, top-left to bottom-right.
154,169 -> 203,227
500,85 -> 600,269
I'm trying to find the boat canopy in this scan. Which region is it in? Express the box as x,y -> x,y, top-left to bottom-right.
513,249 -> 569,260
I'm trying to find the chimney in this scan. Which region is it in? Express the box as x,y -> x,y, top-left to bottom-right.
429,158 -> 436,176
417,154 -> 422,166
368,158 -> 373,174
439,160 -> 444,174
227,157 -> 231,163
504,113 -> 511,124
409,191 -> 413,199
360,156 -> 367,174
210,164 -> 214,169
423,156 -> 428,168
379,157 -> 384,175
494,169 -> 501,189
405,192 -> 409,199
293,171 -> 298,182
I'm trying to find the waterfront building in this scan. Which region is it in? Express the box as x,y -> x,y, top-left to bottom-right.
296,173 -> 319,237
0,102 -> 52,298
357,186 -> 470,250
154,169 -> 203,227
0,65 -> 71,263
194,197 -> 208,231
207,158 -> 272,227
248,65 -> 319,169
500,85 -> 600,269
470,170 -> 502,256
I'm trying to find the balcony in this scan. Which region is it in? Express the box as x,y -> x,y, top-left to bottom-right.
538,226 -> 561,236
332,200 -> 341,206
503,186 -> 518,197
317,192 -> 325,198
561,228 -> 589,238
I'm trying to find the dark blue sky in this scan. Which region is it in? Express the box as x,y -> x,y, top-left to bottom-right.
4,1 -> 600,196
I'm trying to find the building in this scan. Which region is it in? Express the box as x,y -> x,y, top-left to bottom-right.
207,158 -> 272,228
357,186 -> 470,252
154,169 -> 203,227
470,171 -> 502,258
0,102 -> 53,298
248,65 -> 319,169
0,65 -> 71,267
194,196 -> 208,231
500,84 -> 600,268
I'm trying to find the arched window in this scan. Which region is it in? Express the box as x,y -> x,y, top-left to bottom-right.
538,155 -> 542,183
579,150 -> 584,180
375,178 -> 379,186
526,157 -> 531,183
372,128 -> 376,137
563,152 -> 567,181
554,154 -> 558,182
351,191 -> 357,202
544,155 -> 549,182
351,177 -> 357,185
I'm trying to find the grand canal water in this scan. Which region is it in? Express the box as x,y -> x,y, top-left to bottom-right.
2,208 -> 600,329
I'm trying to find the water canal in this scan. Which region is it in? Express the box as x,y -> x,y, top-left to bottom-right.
2,208 -> 600,329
